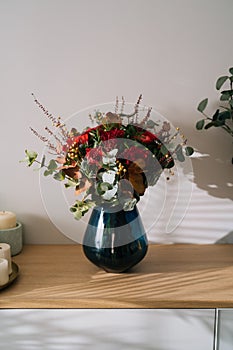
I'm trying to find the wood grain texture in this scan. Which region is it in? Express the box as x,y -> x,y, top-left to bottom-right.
0,244 -> 233,309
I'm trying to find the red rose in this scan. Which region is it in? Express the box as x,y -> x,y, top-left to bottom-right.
73,132 -> 89,145
86,147 -> 103,165
99,128 -> 125,141
134,128 -> 157,144
121,146 -> 150,166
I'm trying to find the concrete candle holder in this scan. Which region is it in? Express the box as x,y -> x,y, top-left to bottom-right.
0,222 -> 23,256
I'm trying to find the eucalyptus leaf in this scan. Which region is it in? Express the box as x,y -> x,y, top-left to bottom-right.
73,210 -> 82,220
65,179 -> 78,188
185,146 -> 194,156
160,144 -> 169,156
53,171 -> 65,181
23,150 -> 38,166
197,98 -> 208,112
44,169 -> 52,176
40,155 -> 46,168
47,159 -> 57,171
175,145 -> 185,162
146,120 -> 158,128
229,67 -> 233,75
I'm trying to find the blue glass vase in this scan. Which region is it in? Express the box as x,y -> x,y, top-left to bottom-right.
82,205 -> 148,273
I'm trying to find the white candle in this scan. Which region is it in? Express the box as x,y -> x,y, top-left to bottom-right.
0,211 -> 16,229
0,258 -> 9,286
0,243 -> 12,274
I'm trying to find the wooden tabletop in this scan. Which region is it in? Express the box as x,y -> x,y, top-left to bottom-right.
0,244 -> 233,309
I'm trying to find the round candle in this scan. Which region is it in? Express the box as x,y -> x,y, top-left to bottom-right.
0,243 -> 12,274
0,258 -> 9,286
0,211 -> 16,230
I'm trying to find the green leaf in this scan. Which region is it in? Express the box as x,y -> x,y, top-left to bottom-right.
40,155 -> 46,168
44,169 -> 52,176
53,171 -> 65,181
146,120 -> 159,128
220,93 -> 230,101
216,76 -> 228,90
73,210 -> 82,220
197,98 -> 208,112
175,145 -> 185,162
160,144 -> 169,156
204,122 -> 214,129
196,119 -> 205,130
185,146 -> 194,156
229,67 -> 233,75
23,150 -> 38,166
221,89 -> 233,97
47,159 -> 57,171
230,100 -> 233,108
69,206 -> 77,213
217,110 -> 231,121
65,179 -> 78,188
212,109 -> 220,121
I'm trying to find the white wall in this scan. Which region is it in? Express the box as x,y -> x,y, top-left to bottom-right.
0,0 -> 232,244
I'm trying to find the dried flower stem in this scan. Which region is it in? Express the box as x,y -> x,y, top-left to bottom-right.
30,127 -> 58,153
31,93 -> 58,125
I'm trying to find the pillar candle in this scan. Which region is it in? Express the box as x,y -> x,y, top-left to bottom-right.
0,258 -> 9,286
0,243 -> 12,274
0,211 -> 16,229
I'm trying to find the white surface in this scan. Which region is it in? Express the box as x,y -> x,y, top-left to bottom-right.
0,309 -> 214,350
0,0 -> 232,244
219,309 -> 233,350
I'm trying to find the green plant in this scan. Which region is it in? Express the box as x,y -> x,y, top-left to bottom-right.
196,67 -> 233,138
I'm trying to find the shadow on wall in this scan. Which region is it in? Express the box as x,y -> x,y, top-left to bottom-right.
20,213 -> 74,244
191,137 -> 233,201
216,231 -> 233,244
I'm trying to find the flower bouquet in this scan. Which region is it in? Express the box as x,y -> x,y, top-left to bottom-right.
23,95 -> 193,272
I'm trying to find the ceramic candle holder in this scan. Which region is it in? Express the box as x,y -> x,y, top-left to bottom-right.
0,222 -> 23,256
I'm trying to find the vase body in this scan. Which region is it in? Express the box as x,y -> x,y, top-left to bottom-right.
82,205 -> 148,273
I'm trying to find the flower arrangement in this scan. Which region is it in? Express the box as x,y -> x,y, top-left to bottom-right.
22,95 -> 193,219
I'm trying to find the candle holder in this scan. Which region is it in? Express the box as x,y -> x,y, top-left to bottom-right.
0,222 -> 23,256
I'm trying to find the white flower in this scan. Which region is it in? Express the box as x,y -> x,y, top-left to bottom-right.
102,170 -> 116,185
102,149 -> 118,165
101,184 -> 118,201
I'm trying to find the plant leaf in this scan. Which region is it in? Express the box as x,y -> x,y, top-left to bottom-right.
204,122 -> 214,129
229,67 -> 233,75
175,144 -> 185,162
216,76 -> 228,90
40,155 -> 46,168
196,119 -> 205,130
21,150 -> 38,166
197,98 -> 208,112
185,146 -> 194,156
47,159 -> 57,171
44,169 -> 52,176
73,210 -> 82,220
220,93 -> 230,101
65,179 -> 78,188
53,171 -> 65,181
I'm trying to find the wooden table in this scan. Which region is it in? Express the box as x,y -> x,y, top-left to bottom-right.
0,244 -> 233,309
